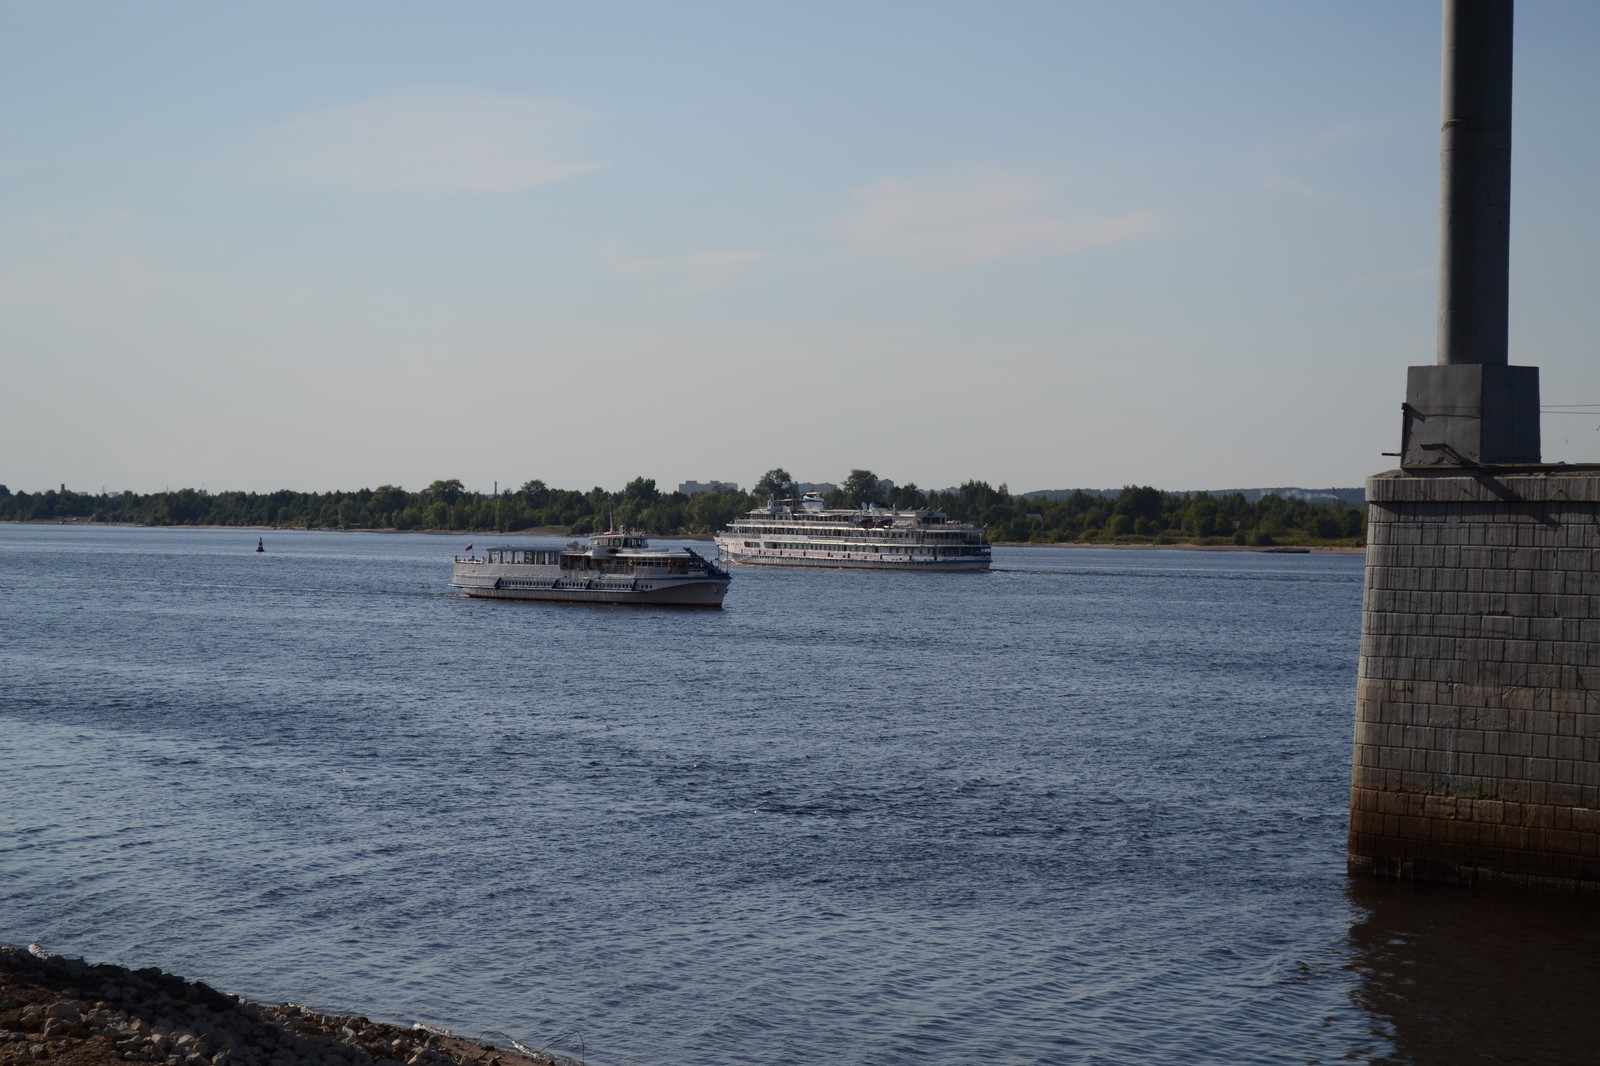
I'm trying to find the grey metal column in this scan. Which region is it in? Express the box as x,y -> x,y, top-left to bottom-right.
1402,0 -> 1539,466
1437,0 -> 1512,367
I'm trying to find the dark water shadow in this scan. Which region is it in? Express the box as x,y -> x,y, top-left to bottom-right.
1346,877 -> 1600,1065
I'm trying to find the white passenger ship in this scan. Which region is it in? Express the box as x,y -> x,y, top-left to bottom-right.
451,530 -> 731,607
715,493 -> 991,571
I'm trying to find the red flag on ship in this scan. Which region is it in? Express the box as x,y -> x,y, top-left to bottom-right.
465,543 -> 473,551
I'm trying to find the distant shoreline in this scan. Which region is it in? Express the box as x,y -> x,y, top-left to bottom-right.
990,540 -> 1365,554
9,519 -> 1365,554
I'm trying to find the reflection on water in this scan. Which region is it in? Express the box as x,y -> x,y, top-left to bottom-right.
1347,877 -> 1600,1065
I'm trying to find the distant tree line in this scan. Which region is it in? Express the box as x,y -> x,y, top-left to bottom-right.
0,468 -> 1364,546
923,481 -> 1365,546
0,478 -> 753,538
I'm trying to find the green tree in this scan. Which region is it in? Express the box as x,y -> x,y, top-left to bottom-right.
754,468 -> 796,500
889,482 -> 927,510
518,480 -> 549,507
1182,495 -> 1219,538
621,476 -> 660,504
1113,485 -> 1163,528
425,479 -> 465,505
1342,507 -> 1365,540
371,484 -> 407,518
838,469 -> 885,507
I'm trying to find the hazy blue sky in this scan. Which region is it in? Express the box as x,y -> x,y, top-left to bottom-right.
5,1 -> 1599,495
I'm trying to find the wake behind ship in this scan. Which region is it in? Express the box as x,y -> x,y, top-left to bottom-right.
715,493 -> 991,571
452,530 -> 730,607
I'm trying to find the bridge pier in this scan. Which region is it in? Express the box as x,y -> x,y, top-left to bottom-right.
1351,470 -> 1600,887
1347,1 -> 1600,887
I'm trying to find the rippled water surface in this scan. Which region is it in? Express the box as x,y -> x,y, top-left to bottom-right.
5,525 -> 1600,1065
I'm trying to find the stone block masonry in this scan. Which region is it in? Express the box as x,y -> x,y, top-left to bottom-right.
1350,468 -> 1600,888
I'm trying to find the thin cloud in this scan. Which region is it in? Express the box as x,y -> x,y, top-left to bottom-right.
241,90 -> 605,192
603,247 -> 768,295
1255,122 -> 1369,199
833,171 -> 1160,267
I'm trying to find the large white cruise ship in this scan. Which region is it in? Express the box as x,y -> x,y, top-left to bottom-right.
714,493 -> 991,571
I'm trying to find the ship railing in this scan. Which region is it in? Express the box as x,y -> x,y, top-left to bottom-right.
682,547 -> 730,578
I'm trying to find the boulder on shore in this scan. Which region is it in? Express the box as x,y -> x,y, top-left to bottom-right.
0,943 -> 568,1066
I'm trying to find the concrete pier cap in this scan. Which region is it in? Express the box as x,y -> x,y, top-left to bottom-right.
1401,0 -> 1540,468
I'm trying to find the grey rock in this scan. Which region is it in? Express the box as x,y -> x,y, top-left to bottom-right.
47,999 -> 82,1022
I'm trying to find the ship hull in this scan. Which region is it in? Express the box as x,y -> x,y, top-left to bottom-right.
713,544 -> 988,572
452,567 -> 728,607
452,576 -> 728,607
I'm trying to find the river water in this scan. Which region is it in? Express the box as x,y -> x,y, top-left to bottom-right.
3,524 -> 1598,1065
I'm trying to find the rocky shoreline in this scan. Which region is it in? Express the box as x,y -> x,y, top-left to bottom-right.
0,944 -> 568,1066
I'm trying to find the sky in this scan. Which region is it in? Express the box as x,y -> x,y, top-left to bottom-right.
5,1 -> 1600,497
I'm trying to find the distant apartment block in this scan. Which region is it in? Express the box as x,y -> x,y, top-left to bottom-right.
678,480 -> 740,496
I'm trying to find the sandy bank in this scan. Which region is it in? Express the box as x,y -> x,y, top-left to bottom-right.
0,944 -> 572,1066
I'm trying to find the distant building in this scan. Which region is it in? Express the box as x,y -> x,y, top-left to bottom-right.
678,480 -> 740,496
